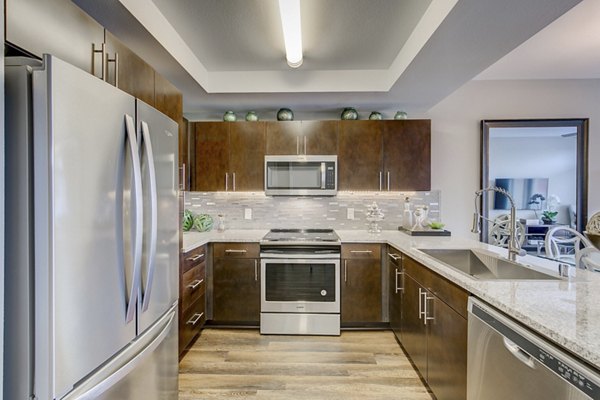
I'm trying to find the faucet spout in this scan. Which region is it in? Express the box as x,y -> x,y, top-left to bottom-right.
472,186 -> 525,261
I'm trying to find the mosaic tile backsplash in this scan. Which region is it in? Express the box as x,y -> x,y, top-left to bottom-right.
184,191 -> 441,231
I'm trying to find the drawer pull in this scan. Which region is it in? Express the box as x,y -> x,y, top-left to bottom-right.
186,312 -> 204,326
187,253 -> 205,262
350,250 -> 373,254
388,253 -> 401,261
225,249 -> 247,254
187,279 -> 204,290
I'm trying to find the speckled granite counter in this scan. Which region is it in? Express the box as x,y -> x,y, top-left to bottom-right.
183,229 -> 600,370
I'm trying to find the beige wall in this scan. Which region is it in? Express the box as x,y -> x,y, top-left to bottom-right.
426,78 -> 600,238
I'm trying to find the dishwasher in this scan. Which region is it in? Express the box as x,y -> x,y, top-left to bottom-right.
468,298 -> 600,400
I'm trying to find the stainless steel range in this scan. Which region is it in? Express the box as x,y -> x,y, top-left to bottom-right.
260,229 -> 341,335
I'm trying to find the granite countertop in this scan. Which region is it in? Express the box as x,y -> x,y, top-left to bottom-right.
182,229 -> 600,370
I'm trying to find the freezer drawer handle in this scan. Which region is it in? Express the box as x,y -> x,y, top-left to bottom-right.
503,337 -> 536,369
140,121 -> 159,313
64,310 -> 176,400
187,253 -> 205,262
187,279 -> 204,290
187,312 -> 204,326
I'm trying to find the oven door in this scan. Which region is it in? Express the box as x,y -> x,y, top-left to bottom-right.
261,258 -> 340,313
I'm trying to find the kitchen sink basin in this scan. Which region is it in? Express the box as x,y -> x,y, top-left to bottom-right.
418,249 -> 561,280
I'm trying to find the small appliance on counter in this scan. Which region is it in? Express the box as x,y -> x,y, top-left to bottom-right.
259,229 -> 341,335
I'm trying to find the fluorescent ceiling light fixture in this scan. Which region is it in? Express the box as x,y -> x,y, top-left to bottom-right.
278,0 -> 303,68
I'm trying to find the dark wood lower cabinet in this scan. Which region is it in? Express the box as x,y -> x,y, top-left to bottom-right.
427,297 -> 468,400
212,257 -> 260,324
341,258 -> 382,323
401,274 -> 428,377
398,255 -> 468,400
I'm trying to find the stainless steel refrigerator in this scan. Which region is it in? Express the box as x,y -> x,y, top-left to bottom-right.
4,54 -> 179,399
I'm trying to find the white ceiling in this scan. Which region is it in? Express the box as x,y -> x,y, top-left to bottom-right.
73,0 -> 586,119
477,0 -> 600,80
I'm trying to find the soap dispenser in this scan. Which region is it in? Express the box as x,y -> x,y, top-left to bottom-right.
402,197 -> 413,230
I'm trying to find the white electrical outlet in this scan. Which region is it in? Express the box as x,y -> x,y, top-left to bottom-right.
244,208 -> 252,220
347,207 -> 355,220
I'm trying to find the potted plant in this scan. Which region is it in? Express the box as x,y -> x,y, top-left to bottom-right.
541,210 -> 558,225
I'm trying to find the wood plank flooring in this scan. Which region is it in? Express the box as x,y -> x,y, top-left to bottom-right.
179,329 -> 433,399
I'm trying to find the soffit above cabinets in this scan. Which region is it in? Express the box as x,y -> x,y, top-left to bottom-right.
73,0 -> 583,116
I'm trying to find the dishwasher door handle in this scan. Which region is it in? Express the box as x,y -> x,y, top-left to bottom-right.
503,338 -> 536,369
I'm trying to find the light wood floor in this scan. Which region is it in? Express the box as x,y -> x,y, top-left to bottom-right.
179,328 -> 433,399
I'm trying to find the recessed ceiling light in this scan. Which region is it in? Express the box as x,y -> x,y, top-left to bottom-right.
278,0 -> 303,68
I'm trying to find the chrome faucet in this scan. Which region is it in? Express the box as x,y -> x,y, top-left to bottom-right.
471,186 -> 526,262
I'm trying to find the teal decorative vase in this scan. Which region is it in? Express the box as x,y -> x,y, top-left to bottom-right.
369,111 -> 382,120
223,111 -> 236,122
394,111 -> 408,120
277,108 -> 294,121
341,107 -> 358,120
245,111 -> 259,121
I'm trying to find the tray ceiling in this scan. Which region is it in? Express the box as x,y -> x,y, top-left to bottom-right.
74,0 -> 584,118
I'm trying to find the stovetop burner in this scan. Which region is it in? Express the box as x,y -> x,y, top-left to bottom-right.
261,229 -> 340,244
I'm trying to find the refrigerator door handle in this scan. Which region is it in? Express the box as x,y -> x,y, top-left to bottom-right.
124,114 -> 143,323
140,121 -> 158,312
61,308 -> 176,400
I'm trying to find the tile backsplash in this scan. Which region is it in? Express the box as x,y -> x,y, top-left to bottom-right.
184,191 -> 441,230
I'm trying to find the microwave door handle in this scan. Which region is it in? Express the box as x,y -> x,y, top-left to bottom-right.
321,163 -> 326,189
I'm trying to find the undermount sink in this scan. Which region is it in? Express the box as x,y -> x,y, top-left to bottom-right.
419,249 -> 562,280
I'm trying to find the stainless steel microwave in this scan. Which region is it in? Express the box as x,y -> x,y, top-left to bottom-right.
265,155 -> 337,196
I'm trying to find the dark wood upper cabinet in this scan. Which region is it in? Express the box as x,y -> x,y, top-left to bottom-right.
193,122 -> 229,191
338,121 -> 383,191
302,121 -> 338,155
266,121 -> 302,155
266,121 -> 338,155
383,120 -> 431,191
229,122 -> 266,191
105,31 -> 155,107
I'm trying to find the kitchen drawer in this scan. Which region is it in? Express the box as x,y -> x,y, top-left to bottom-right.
183,244 -> 206,273
213,242 -> 259,258
180,293 -> 205,351
404,255 -> 468,318
342,243 -> 382,260
181,262 -> 206,312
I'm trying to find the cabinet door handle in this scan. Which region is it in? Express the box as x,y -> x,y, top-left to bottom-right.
418,288 -> 425,320
187,253 -> 205,262
187,279 -> 204,290
387,171 -> 390,191
350,250 -> 373,254
107,52 -> 119,87
424,294 -> 435,325
395,269 -> 404,294
379,171 -> 383,191
296,137 -> 300,155
92,43 -> 106,81
186,312 -> 204,326
225,173 -> 229,191
254,259 -> 258,281
225,249 -> 247,254
232,172 -> 236,192
303,136 -> 307,155
344,260 -> 348,283
388,253 -> 401,261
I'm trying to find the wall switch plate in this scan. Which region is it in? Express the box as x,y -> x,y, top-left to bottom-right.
347,208 -> 355,220
244,208 -> 252,220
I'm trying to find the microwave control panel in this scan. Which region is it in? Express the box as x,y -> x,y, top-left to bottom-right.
325,163 -> 336,189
